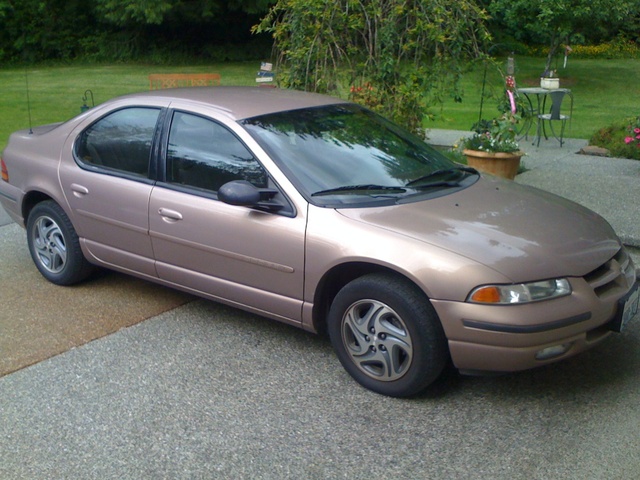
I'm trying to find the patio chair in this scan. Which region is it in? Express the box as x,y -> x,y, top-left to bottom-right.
536,90 -> 573,147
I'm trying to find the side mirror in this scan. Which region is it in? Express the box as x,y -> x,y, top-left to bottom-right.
218,180 -> 261,206
218,180 -> 285,213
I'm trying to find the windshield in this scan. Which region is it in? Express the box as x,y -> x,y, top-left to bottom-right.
241,104 -> 476,207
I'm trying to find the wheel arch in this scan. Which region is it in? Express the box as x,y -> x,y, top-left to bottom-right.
311,262 -> 431,335
22,190 -> 56,226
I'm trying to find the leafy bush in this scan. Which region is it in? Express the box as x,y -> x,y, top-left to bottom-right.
589,117 -> 640,160
527,37 -> 640,59
567,38 -> 640,59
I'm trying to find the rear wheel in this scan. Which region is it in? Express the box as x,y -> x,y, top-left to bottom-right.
328,273 -> 448,397
26,201 -> 94,285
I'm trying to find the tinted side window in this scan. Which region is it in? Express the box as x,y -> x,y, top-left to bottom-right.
75,108 -> 160,177
166,112 -> 267,192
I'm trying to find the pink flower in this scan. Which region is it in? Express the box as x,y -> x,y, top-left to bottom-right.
625,136 -> 634,144
635,128 -> 640,134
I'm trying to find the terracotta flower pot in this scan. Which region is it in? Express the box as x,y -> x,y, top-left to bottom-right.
463,149 -> 524,180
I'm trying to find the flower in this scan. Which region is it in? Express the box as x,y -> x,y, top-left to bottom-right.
461,112 -> 521,154
625,116 -> 640,149
505,75 -> 516,91
349,82 -> 379,109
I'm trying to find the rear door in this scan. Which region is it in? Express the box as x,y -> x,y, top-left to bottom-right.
59,106 -> 163,276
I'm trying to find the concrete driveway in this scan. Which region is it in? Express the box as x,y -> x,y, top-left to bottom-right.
0,221 -> 193,377
0,204 -> 12,226
1,208 -> 639,478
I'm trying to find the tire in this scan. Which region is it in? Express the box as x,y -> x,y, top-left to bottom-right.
328,273 -> 448,397
26,201 -> 94,286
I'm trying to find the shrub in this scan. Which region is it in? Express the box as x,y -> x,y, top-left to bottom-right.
590,117 -> 640,160
569,38 -> 640,59
528,37 -> 640,60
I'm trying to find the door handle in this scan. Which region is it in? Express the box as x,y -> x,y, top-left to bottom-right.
70,183 -> 89,197
158,207 -> 183,222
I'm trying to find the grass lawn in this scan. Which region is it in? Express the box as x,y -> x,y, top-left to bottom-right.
427,56 -> 640,140
0,62 -> 259,150
1,57 -> 639,151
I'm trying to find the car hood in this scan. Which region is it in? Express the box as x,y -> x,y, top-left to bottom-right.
338,176 -> 620,282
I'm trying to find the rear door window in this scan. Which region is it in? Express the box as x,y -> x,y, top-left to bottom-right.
75,107 -> 161,177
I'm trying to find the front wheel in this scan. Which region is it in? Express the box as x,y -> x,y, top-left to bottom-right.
328,273 -> 448,397
26,201 -> 94,286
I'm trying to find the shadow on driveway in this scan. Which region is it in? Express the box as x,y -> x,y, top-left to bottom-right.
0,222 -> 194,377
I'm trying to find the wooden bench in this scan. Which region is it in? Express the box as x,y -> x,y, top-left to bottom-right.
149,73 -> 221,90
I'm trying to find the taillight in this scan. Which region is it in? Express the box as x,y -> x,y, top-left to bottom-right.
1,158 -> 8,182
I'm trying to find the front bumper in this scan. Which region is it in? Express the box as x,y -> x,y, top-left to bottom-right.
432,248 -> 638,373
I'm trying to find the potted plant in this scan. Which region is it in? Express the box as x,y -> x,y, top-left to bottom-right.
461,111 -> 524,180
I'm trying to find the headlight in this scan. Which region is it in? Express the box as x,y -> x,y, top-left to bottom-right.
467,279 -> 571,305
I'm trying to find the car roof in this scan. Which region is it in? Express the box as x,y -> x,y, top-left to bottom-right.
117,86 -> 349,120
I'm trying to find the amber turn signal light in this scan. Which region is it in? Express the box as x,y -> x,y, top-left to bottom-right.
1,158 -> 8,182
469,286 -> 501,303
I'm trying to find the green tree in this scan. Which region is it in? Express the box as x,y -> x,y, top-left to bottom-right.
0,0 -> 96,62
94,0 -> 273,25
91,0 -> 274,60
487,0 -> 635,73
255,0 -> 490,133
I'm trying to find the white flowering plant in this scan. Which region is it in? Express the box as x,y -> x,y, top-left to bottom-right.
462,112 -> 521,154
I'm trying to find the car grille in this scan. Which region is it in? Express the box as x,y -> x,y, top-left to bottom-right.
583,248 -> 637,301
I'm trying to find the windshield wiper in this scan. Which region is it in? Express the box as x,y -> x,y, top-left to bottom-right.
405,166 -> 477,188
311,184 -> 407,197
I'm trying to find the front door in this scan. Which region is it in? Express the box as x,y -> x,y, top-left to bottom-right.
149,111 -> 306,324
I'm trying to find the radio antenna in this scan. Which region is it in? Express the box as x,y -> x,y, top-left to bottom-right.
25,67 -> 33,134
